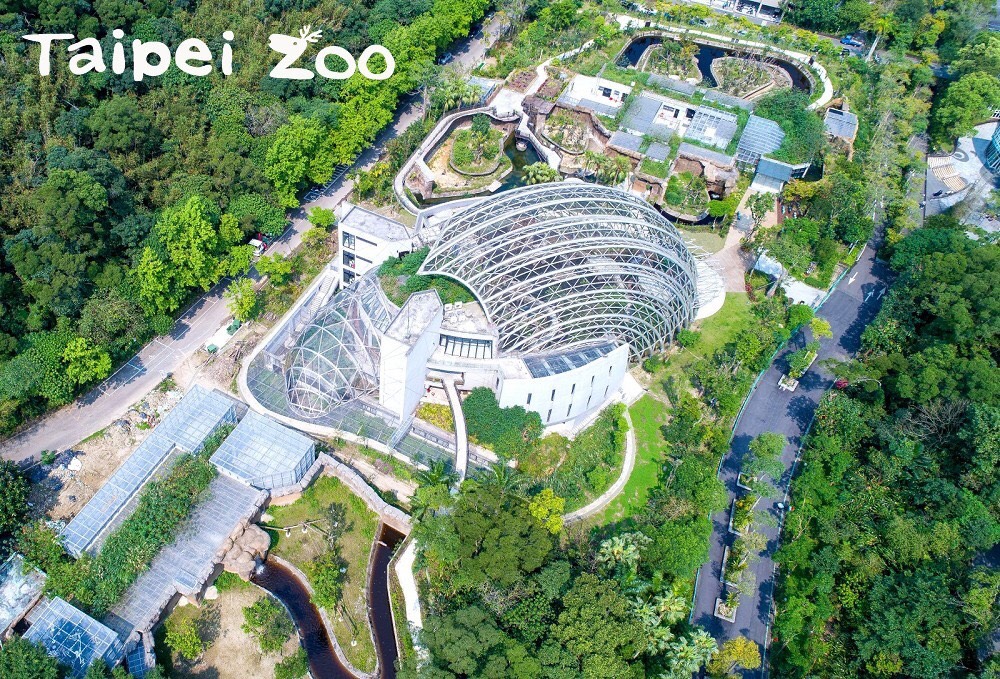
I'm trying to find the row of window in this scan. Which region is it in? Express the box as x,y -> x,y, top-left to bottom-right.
439,334 -> 493,359
530,382 -> 612,422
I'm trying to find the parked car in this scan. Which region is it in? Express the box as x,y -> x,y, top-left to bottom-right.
438,52 -> 453,65
840,35 -> 863,47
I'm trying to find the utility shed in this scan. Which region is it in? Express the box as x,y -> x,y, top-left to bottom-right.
210,410 -> 316,490
24,597 -> 124,678
62,386 -> 239,557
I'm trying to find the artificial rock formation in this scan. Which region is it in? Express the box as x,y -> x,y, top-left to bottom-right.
222,524 -> 271,581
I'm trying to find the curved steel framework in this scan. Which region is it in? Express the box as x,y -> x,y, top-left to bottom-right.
420,183 -> 699,358
284,275 -> 392,418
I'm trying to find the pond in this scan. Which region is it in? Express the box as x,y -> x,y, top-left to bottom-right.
415,136 -> 541,207
252,523 -> 406,679
618,35 -> 810,92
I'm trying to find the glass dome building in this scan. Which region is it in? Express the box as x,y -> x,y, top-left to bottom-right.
419,183 -> 700,359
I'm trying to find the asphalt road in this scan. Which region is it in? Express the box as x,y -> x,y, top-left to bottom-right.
0,19 -> 500,463
690,241 -> 892,675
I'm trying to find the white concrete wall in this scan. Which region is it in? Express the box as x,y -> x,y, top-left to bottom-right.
339,227 -> 413,287
497,344 -> 630,425
379,312 -> 443,420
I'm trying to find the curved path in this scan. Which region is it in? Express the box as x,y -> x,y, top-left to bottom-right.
562,409 -> 637,525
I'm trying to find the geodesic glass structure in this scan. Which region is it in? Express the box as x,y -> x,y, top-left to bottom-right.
420,183 -> 699,359
284,275 -> 390,418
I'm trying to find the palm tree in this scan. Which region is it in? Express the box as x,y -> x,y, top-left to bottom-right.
415,459 -> 457,488
652,591 -> 688,625
474,463 -> 526,498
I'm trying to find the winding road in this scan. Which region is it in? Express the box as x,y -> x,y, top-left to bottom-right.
0,18 -> 501,463
690,240 -> 892,675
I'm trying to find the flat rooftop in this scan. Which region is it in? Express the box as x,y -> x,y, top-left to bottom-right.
62,386 -> 239,557
386,289 -> 443,344
25,597 -> 124,678
104,474 -> 265,640
440,300 -> 494,336
340,203 -> 413,243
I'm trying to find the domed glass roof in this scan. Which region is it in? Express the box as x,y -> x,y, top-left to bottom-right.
284,275 -> 391,417
419,182 -> 699,358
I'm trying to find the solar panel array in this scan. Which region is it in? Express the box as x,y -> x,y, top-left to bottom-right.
211,410 -> 316,490
25,597 -> 124,678
524,340 -> 619,378
735,114 -> 785,166
62,386 -> 238,557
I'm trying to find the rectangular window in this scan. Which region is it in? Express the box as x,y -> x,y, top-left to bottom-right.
566,404 -> 572,417
343,232 -> 356,249
604,386 -> 609,397
551,389 -> 556,401
527,393 -> 532,405
343,252 -> 356,269
571,384 -> 576,395
587,395 -> 592,407
591,375 -> 595,386
546,409 -> 552,422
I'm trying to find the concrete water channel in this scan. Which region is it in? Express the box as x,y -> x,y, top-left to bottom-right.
252,524 -> 406,679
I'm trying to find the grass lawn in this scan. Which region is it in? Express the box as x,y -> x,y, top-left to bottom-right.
678,227 -> 726,254
650,292 -> 752,400
264,476 -> 379,674
596,395 -> 669,525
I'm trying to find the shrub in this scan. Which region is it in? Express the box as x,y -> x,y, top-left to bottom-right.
676,329 -> 700,348
462,387 -> 543,459
165,616 -> 204,660
308,549 -> 347,610
642,354 -> 664,372
214,571 -> 249,592
275,649 -> 309,679
242,596 -> 294,654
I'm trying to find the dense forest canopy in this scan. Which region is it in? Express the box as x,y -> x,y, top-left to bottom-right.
0,0 -> 488,433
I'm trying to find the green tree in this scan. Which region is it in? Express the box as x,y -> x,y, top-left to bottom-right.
225,278 -> 258,322
165,615 -> 204,660
265,116 -> 337,208
934,72 -> 1000,142
307,206 -> 336,230
528,488 -> 565,534
0,637 -> 60,679
523,161 -> 561,185
242,596 -> 293,653
256,254 -> 294,285
62,337 -> 112,386
87,95 -> 161,156
708,636 -> 761,677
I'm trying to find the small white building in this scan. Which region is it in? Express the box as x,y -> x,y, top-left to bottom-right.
336,203 -> 415,287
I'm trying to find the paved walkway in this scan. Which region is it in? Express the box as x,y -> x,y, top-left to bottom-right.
0,22 -> 501,464
563,410 -> 636,524
442,379 -> 469,481
690,240 -> 891,674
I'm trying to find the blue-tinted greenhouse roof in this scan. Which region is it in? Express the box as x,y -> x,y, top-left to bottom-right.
25,597 -> 124,678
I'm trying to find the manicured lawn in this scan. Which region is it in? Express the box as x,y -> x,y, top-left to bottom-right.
596,395 -> 670,525
264,476 -> 379,674
678,227 -> 726,254
650,292 -> 752,399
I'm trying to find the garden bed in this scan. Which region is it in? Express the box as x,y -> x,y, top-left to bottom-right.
540,110 -> 591,154
263,476 -> 380,674
449,127 -> 507,175
663,171 -> 710,215
714,596 -> 737,622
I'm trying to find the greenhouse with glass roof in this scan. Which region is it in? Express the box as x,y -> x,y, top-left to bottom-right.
242,183 -> 724,445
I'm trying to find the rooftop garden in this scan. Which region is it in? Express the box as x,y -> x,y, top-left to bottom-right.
754,90 -> 826,165
378,247 -> 475,308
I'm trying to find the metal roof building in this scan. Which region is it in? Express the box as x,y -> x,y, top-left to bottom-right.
735,114 -> 785,166
824,107 -> 859,141
61,386 -> 239,557
24,598 -> 124,678
210,410 -> 316,490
